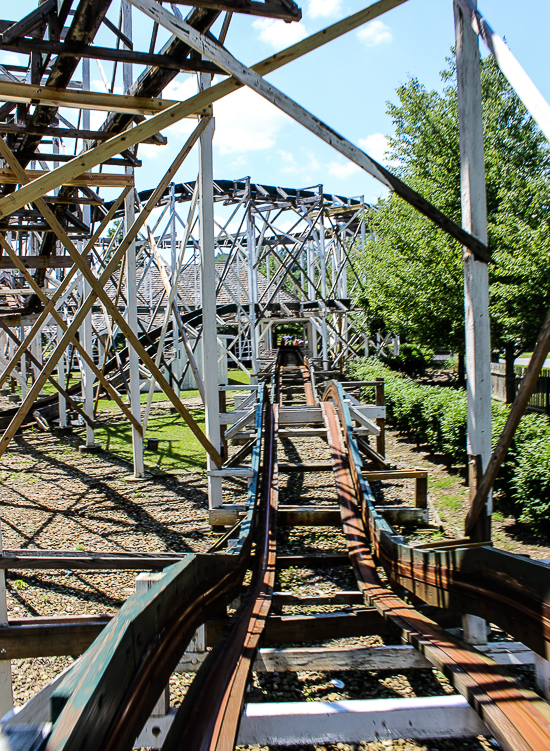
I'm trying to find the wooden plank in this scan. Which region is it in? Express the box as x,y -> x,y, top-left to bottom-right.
0,256 -> 89,270
0,38 -> 223,76
0,618 -> 110,660
0,80 -> 187,116
278,428 -> 327,437
278,506 -> 341,527
169,0 -> 301,21
206,609 -> 392,646
0,0 -> 55,44
279,407 -> 323,425
0,555 -> 183,570
0,168 -> 133,188
0,121 -> 167,145
374,505 -> 430,526
364,470 -> 427,481
279,462 -> 333,472
277,554 -> 350,569
236,696 -> 488,746
272,590 -> 363,607
136,697 -> 487,748
176,640 -> 534,674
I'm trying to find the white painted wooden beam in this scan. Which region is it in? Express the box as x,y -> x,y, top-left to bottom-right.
454,0 -> 491,543
134,696 -> 488,748
224,407 -> 256,438
455,0 -> 550,144
236,695 -> 488,745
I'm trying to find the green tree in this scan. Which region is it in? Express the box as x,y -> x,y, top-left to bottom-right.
359,53 -> 550,398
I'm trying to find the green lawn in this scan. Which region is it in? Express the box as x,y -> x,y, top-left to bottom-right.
79,369 -> 250,474
93,404 -> 207,474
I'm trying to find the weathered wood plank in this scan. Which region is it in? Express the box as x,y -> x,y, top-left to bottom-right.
0,169 -> 133,188
278,506 -> 342,527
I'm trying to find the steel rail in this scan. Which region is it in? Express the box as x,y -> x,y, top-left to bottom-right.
38,387 -> 267,751
322,383 -> 550,751
162,396 -> 278,751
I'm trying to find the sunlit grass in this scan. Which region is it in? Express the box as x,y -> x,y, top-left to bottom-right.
77,370 -> 251,473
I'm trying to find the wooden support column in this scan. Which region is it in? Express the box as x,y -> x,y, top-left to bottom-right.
455,0 -> 490,644
455,0 -> 491,543
198,73 -> 223,510
319,215 -> 329,370
123,0 -> 144,477
57,323 -> 67,429
0,527 -> 13,716
81,57 -> 95,447
246,200 -> 259,378
80,276 -> 95,447
219,388 -> 228,462
375,377 -> 385,458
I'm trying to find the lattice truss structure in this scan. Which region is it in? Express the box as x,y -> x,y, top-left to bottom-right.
0,0 -> 546,493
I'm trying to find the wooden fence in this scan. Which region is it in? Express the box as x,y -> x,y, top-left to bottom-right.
491,362 -> 550,414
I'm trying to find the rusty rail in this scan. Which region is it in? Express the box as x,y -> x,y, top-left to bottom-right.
322,381 -> 550,751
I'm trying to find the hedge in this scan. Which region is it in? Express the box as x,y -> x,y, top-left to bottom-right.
347,357 -> 550,532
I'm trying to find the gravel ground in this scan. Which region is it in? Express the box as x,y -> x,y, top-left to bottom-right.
0,385 -> 537,750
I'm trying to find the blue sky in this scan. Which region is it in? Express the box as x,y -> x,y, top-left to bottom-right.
2,1 -> 550,207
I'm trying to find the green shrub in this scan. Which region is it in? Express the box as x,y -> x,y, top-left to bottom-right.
380,343 -> 434,377
347,357 -> 550,532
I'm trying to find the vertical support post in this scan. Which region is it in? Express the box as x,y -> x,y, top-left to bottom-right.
319,212 -> 329,370
414,471 -> 428,509
454,0 -> 492,543
375,377 -> 385,458
198,74 -> 222,513
123,0 -> 144,478
455,0 -> 490,644
0,527 -> 13,717
20,326 -> 27,400
219,388 -> 227,462
57,329 -> 67,429
80,56 -> 94,446
170,182 -> 182,388
81,277 -> 95,446
246,200 -> 259,378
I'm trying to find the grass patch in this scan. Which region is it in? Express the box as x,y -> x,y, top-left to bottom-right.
92,405 -> 207,473
439,495 -> 462,512
432,477 -> 456,490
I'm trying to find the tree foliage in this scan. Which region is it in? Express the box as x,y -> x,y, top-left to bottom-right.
358,54 -> 550,357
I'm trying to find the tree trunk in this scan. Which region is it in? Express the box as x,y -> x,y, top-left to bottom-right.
505,343 -> 516,404
458,351 -> 466,388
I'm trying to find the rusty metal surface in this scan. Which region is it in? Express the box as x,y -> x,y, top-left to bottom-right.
163,399 -> 278,751
322,386 -> 550,751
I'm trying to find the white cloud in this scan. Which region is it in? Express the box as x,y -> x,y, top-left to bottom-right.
278,149 -> 320,175
306,0 -> 343,19
327,160 -> 361,180
252,18 -> 308,49
358,133 -> 389,164
213,88 -> 288,155
357,19 -> 392,47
